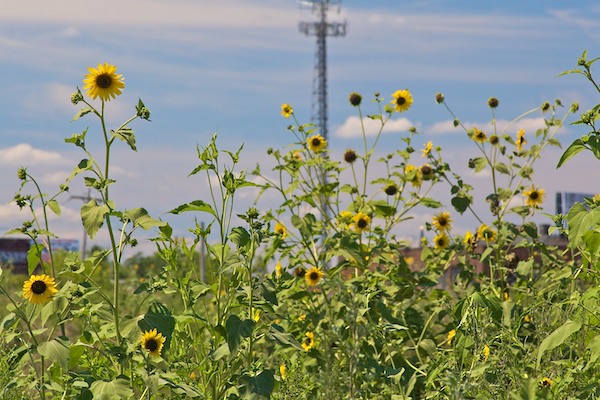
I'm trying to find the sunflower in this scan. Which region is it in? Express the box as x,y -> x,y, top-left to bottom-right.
275,261 -> 283,278
523,185 -> 545,207
23,274 -> 58,305
446,329 -> 456,345
301,332 -> 316,351
305,266 -> 325,286
82,63 -> 125,101
353,212 -> 371,233
482,345 -> 490,362
477,224 -> 497,243
471,127 -> 487,143
307,134 -> 327,152
344,149 -> 357,163
463,230 -> 477,248
421,141 -> 433,157
384,184 -> 397,196
391,89 -> 413,113
281,103 -> 293,118
421,164 -> 434,180
433,233 -> 450,249
539,377 -> 552,388
274,222 -> 287,238
279,363 -> 287,380
404,164 -> 422,187
294,267 -> 307,278
432,211 -> 453,232
516,128 -> 527,151
140,328 -> 166,357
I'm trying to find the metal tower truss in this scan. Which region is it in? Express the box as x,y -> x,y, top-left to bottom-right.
299,0 -> 346,140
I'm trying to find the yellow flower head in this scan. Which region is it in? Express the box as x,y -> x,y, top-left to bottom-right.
305,266 -> 325,286
432,211 -> 453,232
471,127 -> 487,143
140,328 -> 166,357
404,164 -> 422,187
422,141 -> 433,157
464,230 -> 476,247
274,222 -> 287,238
353,212 -> 371,233
446,329 -> 456,345
391,89 -> 413,113
281,103 -> 293,118
593,193 -> 600,203
516,128 -> 527,151
539,377 -> 552,388
482,345 -> 490,362
477,224 -> 497,243
307,134 -> 327,152
279,363 -> 287,380
275,261 -> 283,278
433,233 -> 450,249
23,274 -> 58,305
292,151 -> 302,161
82,63 -> 125,101
523,185 -> 545,207
301,332 -> 316,351
253,309 -> 261,322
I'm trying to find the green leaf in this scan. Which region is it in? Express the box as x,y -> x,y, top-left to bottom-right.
27,243 -> 45,275
37,337 -> 69,370
229,226 -> 250,249
81,199 -> 110,239
123,208 -> 166,230
494,162 -> 510,174
587,335 -> 600,365
238,370 -> 275,399
451,195 -> 471,214
557,139 -> 586,168
473,157 -> 487,173
72,107 -> 93,121
566,203 -> 600,249
420,197 -> 442,209
268,324 -> 303,350
226,315 -> 254,354
169,200 -> 217,218
111,126 -> 137,151
536,319 -> 582,371
47,199 -> 61,216
90,379 -> 134,400
371,200 -> 397,217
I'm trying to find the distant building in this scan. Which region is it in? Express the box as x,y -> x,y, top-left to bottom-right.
0,237 -> 79,275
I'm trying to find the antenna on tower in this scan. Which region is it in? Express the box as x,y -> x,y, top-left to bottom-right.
299,0 -> 347,141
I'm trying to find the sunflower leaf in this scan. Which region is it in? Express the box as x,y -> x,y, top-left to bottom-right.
27,243 -> 45,275
90,378 -> 134,400
226,315 -> 254,354
111,127 -> 137,151
37,338 -> 69,370
81,200 -> 110,239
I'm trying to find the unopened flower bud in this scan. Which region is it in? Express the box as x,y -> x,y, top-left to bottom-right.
435,92 -> 445,104
348,92 -> 362,107
488,97 -> 499,108
17,167 -> 27,181
71,91 -> 84,105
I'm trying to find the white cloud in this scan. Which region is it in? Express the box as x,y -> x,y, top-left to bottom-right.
428,117 -> 549,136
334,116 -> 413,138
0,144 -> 67,166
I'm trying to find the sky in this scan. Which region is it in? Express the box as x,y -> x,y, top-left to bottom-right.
1,0 -> 600,256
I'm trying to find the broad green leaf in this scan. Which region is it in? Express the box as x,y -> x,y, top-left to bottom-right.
371,200 -> 397,217
47,199 -> 61,216
557,139 -> 586,168
81,199 -> 110,239
419,197 -> 442,209
566,203 -> 600,249
72,107 -> 93,121
229,226 -> 250,249
238,370 -> 275,399
27,243 -> 45,275
90,379 -> 134,400
587,335 -> 600,365
494,162 -> 510,174
111,126 -> 137,151
37,338 -> 69,370
169,200 -> 217,218
536,319 -> 581,370
473,157 -> 487,173
268,324 -> 303,350
226,315 -> 254,354
451,195 -> 471,214
123,207 -> 166,230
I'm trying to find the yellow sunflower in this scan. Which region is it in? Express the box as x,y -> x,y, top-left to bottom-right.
523,185 -> 545,207
516,128 -> 527,151
281,103 -> 293,118
307,134 -> 327,152
82,63 -> 125,101
391,89 -> 413,113
463,230 -> 477,248
404,164 -> 422,187
432,211 -> 453,232
421,141 -> 433,157
353,212 -> 371,233
274,222 -> 287,238
23,274 -> 58,305
275,261 -> 283,278
280,363 -> 287,380
539,377 -> 552,387
471,127 -> 487,143
305,266 -> 325,286
477,224 -> 497,243
433,233 -> 450,249
446,329 -> 456,345
482,345 -> 490,362
140,328 -> 166,357
301,332 -> 316,351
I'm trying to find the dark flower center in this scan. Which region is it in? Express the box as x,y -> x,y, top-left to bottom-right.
357,219 -> 367,228
145,339 -> 158,352
438,218 -> 448,226
421,166 -> 432,175
312,138 -> 321,146
437,238 -> 446,246
31,280 -> 47,294
530,192 -> 539,200
344,150 -> 357,163
96,74 -> 113,89
304,338 -> 313,346
309,272 -> 319,281
295,268 -> 306,278
396,97 -> 406,106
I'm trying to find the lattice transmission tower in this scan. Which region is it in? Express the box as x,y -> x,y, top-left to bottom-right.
299,0 -> 347,141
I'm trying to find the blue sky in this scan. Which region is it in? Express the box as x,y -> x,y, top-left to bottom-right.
1,0 -> 600,253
